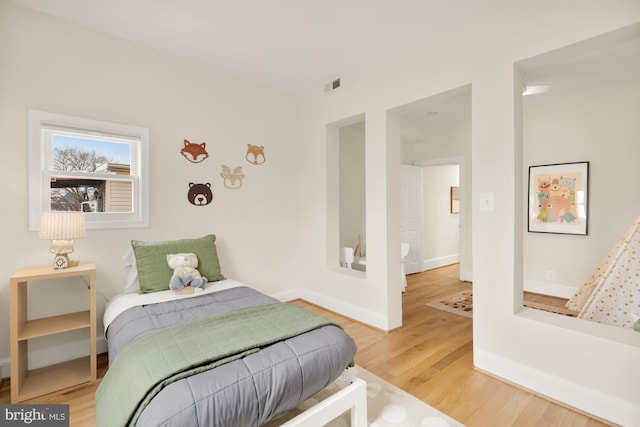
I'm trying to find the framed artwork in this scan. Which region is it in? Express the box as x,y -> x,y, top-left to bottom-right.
450,186 -> 460,214
528,161 -> 589,235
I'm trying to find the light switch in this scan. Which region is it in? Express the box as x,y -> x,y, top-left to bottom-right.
480,192 -> 494,212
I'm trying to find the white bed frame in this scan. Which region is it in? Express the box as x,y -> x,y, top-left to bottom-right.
280,371 -> 368,427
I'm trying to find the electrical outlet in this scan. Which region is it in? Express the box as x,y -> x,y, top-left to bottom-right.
545,270 -> 555,281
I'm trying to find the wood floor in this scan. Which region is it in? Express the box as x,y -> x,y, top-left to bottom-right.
0,264 -> 610,426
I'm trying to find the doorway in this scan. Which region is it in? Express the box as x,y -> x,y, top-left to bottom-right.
401,160 -> 463,279
392,84 -> 472,284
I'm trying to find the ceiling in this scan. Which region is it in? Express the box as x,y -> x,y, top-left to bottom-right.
404,26 -> 640,126
10,0 -> 488,94
10,1 -> 640,126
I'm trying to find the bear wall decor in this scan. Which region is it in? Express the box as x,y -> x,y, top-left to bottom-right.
187,182 -> 213,206
181,139 -> 209,163
245,144 -> 265,165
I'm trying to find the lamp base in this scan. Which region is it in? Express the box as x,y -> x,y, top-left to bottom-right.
52,254 -> 80,269
53,254 -> 69,269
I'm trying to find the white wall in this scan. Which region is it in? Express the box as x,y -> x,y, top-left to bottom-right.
297,0 -> 640,424
422,165 -> 460,267
339,126 -> 366,252
0,1 -> 302,361
401,118 -> 471,164
523,74 -> 640,297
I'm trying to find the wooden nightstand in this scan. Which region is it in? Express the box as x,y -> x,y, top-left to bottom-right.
10,262 -> 96,403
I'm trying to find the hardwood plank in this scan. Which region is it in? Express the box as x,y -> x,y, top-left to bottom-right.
466,387 -> 534,427
512,395 -> 552,426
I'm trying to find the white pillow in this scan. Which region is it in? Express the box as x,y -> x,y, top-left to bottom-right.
122,247 -> 140,294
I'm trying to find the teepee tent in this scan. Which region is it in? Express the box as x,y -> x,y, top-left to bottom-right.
566,216 -> 640,329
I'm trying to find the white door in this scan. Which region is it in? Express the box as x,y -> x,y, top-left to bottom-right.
400,165 -> 423,274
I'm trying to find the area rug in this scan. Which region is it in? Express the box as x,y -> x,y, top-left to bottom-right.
425,291 -> 472,318
264,365 -> 464,427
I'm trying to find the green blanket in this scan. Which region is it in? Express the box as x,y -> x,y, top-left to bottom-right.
95,302 -> 340,426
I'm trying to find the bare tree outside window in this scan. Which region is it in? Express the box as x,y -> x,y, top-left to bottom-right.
50,147 -> 112,212
52,147 -> 111,173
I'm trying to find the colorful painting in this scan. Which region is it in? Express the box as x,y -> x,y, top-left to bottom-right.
528,162 -> 589,235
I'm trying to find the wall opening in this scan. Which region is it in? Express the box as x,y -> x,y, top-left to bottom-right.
326,114 -> 366,274
517,23 -> 640,338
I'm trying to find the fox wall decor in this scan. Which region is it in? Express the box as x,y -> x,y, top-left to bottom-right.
180,139 -> 209,163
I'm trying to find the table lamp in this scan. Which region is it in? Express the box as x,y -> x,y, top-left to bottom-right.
39,211 -> 86,269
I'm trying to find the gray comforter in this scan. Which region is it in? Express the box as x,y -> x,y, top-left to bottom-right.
105,286 -> 357,426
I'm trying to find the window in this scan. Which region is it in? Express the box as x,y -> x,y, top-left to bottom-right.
29,110 -> 149,230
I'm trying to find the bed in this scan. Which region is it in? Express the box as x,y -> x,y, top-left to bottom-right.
94,235 -> 359,426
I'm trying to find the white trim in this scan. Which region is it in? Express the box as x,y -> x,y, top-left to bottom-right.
422,254 -> 460,271
474,348 -> 640,427
523,280 -> 578,299
271,288 -> 389,331
28,109 -> 150,230
271,288 -> 305,303
414,157 -> 463,168
280,371 -> 367,427
0,336 -> 107,379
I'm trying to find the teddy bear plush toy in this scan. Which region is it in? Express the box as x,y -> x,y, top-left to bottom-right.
167,253 -> 207,293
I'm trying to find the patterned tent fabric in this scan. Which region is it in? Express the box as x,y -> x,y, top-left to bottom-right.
566,216 -> 640,329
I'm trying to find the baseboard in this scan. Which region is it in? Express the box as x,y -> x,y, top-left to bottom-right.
422,254 -> 460,271
420,255 -> 472,282
474,348 -> 640,427
271,288 -> 303,304
271,288 -> 389,331
524,280 -> 578,299
0,336 -> 107,379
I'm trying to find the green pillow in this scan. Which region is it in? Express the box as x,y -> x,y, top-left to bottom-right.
132,234 -> 225,293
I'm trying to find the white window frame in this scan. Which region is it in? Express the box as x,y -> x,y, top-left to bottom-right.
29,110 -> 149,230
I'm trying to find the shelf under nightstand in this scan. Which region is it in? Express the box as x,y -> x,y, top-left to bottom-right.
10,262 -> 97,403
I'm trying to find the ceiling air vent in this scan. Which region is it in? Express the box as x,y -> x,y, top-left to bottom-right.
324,78 -> 341,93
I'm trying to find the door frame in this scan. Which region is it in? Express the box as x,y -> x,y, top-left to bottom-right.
414,156 -> 468,282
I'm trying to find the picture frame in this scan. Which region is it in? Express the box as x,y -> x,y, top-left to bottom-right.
450,186 -> 460,214
528,161 -> 589,235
